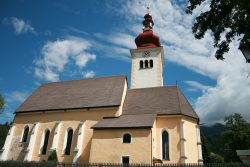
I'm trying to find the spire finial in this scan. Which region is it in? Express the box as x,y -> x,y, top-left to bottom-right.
147,0 -> 150,14
142,4 -> 154,32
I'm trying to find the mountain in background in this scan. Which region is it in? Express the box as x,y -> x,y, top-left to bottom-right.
201,123 -> 225,136
200,123 -> 226,157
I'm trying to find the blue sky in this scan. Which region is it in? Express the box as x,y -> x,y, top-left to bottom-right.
0,0 -> 250,124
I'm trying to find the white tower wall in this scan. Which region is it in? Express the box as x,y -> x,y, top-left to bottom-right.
130,46 -> 164,89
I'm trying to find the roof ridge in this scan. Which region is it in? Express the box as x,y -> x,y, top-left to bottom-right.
41,75 -> 126,86
128,85 -> 177,91
122,113 -> 157,116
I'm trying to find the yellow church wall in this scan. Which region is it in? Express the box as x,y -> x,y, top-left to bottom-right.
182,117 -> 199,163
151,121 -> 157,159
77,120 -> 98,163
7,123 -> 34,160
153,115 -> 199,164
89,129 -> 152,164
31,122 -> 55,161
7,80 -> 129,163
14,108 -> 119,124
11,107 -> 119,162
154,116 -> 181,164
56,120 -> 81,163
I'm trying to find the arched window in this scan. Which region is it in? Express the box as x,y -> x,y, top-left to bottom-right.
145,60 -> 149,68
65,128 -> 73,155
22,126 -> 29,142
140,60 -> 143,69
162,130 -> 169,160
123,133 -> 131,143
41,129 -> 50,155
150,59 -> 153,68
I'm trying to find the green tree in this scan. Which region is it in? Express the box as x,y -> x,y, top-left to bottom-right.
222,113 -> 250,162
201,132 -> 211,163
209,153 -> 224,163
186,0 -> 250,60
48,149 -> 58,162
0,123 -> 10,148
0,94 -> 4,112
201,130 -> 225,162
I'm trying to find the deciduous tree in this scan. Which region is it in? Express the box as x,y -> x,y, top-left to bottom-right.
0,94 -> 4,113
222,113 -> 250,162
186,0 -> 250,60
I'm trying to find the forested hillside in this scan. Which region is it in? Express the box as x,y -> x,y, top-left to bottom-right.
201,114 -> 250,162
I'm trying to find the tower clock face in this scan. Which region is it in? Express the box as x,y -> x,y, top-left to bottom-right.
143,50 -> 151,57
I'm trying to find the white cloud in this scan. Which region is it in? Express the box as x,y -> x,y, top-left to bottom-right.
117,0 -> 250,123
75,53 -> 96,68
3,17 -> 35,34
34,37 -> 96,82
95,33 -> 135,49
185,80 -> 212,92
82,70 -> 95,78
93,32 -> 134,61
5,91 -> 29,104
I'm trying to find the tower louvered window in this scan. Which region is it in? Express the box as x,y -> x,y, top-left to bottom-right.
140,60 -> 143,69
150,59 -> 153,68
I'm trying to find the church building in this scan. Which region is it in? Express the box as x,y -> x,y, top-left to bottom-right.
0,11 -> 203,164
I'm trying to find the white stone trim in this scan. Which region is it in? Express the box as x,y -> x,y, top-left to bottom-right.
73,121 -> 85,163
196,125 -> 203,163
50,121 -> 61,150
180,120 -> 187,163
0,125 -> 15,160
24,122 -> 40,161
39,128 -> 50,155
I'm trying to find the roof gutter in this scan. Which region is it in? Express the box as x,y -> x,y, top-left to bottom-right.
91,126 -> 152,130
15,104 -> 120,114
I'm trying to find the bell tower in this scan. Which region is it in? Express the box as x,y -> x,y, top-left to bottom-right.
130,9 -> 164,89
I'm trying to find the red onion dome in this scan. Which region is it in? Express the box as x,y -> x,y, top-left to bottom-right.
135,13 -> 161,48
135,31 -> 160,48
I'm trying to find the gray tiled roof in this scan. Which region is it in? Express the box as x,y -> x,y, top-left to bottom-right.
236,150 -> 250,156
122,86 -> 198,119
92,114 -> 156,129
92,86 -> 198,129
16,75 -> 126,113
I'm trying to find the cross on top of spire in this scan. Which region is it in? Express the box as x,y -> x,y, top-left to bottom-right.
142,9 -> 154,32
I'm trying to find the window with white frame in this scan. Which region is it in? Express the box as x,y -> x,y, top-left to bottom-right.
41,129 -> 50,155
122,156 -> 130,164
64,128 -> 73,155
162,130 -> 169,160
123,133 -> 131,143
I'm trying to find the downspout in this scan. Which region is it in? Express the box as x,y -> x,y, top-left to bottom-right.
151,128 -> 152,164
